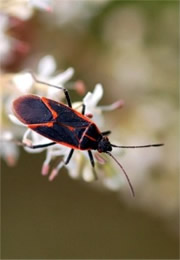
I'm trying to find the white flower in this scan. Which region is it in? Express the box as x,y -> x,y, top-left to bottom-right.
0,14 -> 15,64
4,55 -> 75,118
2,55 -> 75,166
35,55 -> 74,99
12,73 -> 34,94
83,83 -> 124,127
5,63 -> 125,191
29,0 -> 52,12
0,0 -> 52,20
12,55 -> 74,100
0,131 -> 19,166
44,0 -> 108,27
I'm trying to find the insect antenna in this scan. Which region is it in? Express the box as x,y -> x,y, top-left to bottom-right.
111,143 -> 164,149
106,152 -> 135,197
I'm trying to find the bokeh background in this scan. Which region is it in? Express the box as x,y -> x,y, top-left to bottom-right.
1,0 -> 179,259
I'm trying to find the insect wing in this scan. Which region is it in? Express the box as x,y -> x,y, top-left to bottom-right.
47,98 -> 90,128
13,95 -> 101,150
29,122 -> 82,149
13,95 -> 53,124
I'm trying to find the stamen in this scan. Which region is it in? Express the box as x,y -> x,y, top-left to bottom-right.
94,152 -> 106,165
41,163 -> 49,176
73,80 -> 86,95
41,147 -> 63,175
99,99 -> 125,111
49,161 -> 64,181
6,155 -> 16,167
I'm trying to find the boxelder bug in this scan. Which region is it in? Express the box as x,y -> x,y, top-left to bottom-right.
12,74 -> 164,196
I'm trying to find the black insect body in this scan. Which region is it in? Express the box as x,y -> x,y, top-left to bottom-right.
13,75 -> 164,196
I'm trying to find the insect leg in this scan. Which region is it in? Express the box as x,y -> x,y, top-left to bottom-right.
21,141 -> 56,149
75,103 -> 92,118
81,104 -> 93,118
81,104 -> 86,115
88,150 -> 97,179
64,149 -> 74,165
30,72 -> 72,108
62,89 -> 72,108
88,150 -> 94,167
101,130 -> 111,136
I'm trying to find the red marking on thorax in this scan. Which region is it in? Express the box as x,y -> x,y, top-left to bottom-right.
85,134 -> 96,142
79,123 -> 98,148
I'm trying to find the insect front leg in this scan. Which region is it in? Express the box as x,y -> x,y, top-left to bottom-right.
30,72 -> 72,108
88,150 -> 97,180
101,130 -> 111,136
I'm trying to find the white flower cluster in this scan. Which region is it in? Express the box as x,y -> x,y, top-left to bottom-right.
2,55 -> 123,183
0,0 -> 52,20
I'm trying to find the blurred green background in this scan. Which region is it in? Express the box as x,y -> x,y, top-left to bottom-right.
1,0 -> 179,259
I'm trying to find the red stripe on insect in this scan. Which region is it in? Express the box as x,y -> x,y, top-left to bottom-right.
42,97 -> 58,119
58,122 -> 75,132
84,134 -> 96,142
28,122 -> 54,128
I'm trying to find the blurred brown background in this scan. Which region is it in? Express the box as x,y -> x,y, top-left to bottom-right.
2,152 -> 179,259
1,0 -> 179,259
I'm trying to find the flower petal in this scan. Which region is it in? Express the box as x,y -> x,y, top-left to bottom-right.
82,164 -> 95,182
29,0 -> 53,12
50,67 -> 74,84
83,83 -> 103,107
37,55 -> 56,77
9,114 -> 26,126
12,73 -> 33,93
